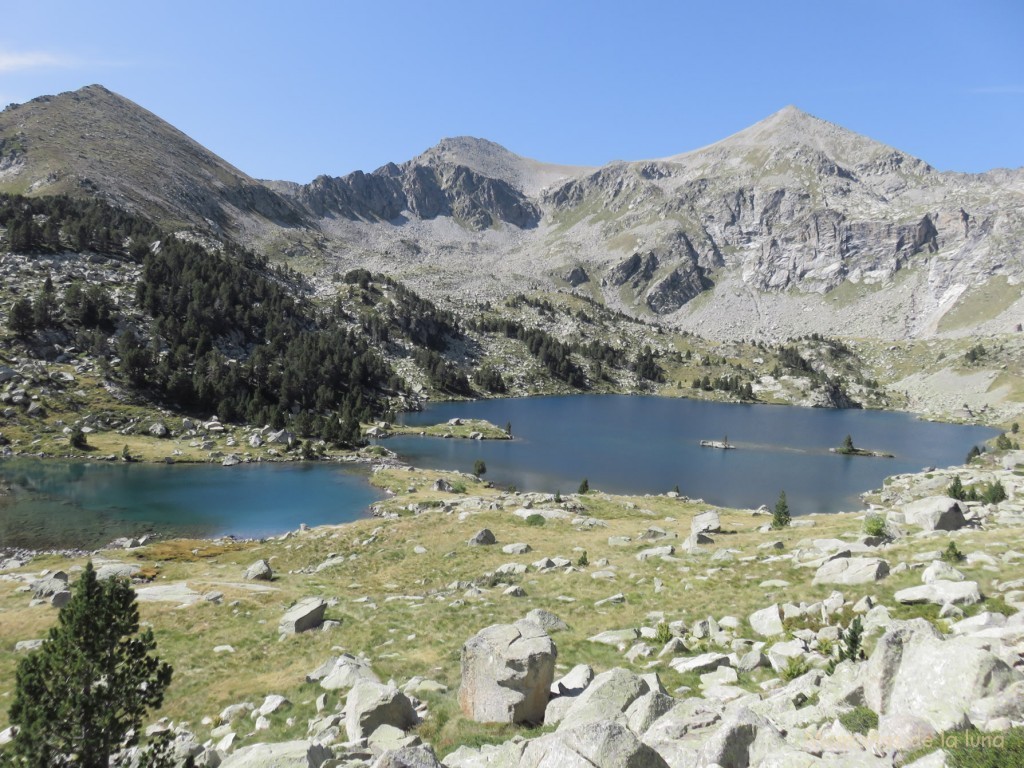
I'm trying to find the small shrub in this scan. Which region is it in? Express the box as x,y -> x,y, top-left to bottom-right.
473,459 -> 487,478
69,427 -> 88,449
576,550 -> 588,567
553,490 -> 562,504
863,514 -> 887,537
781,655 -> 810,681
941,541 -> 966,563
654,622 -> 673,645
838,706 -> 879,735
525,514 -> 545,527
449,481 -> 467,494
981,480 -> 1007,504
947,475 -> 967,500
578,478 -> 589,494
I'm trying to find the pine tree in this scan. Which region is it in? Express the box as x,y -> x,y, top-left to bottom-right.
473,459 -> 487,477
771,490 -> 791,529
578,477 -> 589,494
4,561 -> 173,767
8,297 -> 35,337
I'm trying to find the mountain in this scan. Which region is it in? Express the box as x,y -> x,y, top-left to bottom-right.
2,86 -> 1022,341
0,85 -> 303,231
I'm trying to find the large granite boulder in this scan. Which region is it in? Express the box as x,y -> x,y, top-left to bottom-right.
696,707 -> 788,768
219,740 -> 333,767
346,681 -> 418,742
244,559 -> 273,581
279,597 -> 327,635
899,496 -> 967,531
894,580 -> 982,606
557,668 -> 651,732
748,604 -> 784,637
863,619 -> 1022,731
459,620 -> 556,724
520,721 -> 669,768
812,557 -> 889,585
319,654 -> 379,691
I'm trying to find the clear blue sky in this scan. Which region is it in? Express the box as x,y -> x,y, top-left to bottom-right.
2,1 -> 1021,182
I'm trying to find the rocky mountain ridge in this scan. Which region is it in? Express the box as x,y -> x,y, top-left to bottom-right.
1,85 -> 1022,341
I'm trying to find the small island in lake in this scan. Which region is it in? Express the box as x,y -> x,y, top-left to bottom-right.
831,433 -> 893,458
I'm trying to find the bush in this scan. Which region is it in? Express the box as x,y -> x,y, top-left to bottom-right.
838,706 -> 879,735
473,459 -> 486,478
654,622 -> 673,645
525,514 -> 545,527
781,655 -> 810,681
863,514 -> 887,537
941,541 -> 966,563
982,480 -> 1007,504
576,550 -> 588,567
771,490 -> 791,529
4,562 -> 173,767
69,426 -> 88,450
578,478 -> 589,494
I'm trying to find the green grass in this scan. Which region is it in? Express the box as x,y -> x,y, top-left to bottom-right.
838,706 -> 878,735
938,277 -> 1022,333
903,728 -> 1024,767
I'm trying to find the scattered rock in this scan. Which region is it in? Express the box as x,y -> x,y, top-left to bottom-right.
279,597 -> 327,635
467,529 -> 496,546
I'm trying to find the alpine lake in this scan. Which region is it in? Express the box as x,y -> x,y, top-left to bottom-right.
0,395 -> 998,550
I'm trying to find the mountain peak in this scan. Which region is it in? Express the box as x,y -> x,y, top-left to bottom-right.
411,136 -> 591,196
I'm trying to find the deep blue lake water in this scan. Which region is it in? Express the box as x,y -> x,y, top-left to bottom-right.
391,395 -> 996,515
0,395 -> 996,550
0,460 -> 383,551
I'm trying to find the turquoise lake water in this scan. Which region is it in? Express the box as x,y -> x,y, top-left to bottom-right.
0,395 -> 997,550
0,460 -> 383,550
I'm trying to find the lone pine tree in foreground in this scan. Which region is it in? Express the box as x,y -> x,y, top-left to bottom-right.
3,561 -> 173,767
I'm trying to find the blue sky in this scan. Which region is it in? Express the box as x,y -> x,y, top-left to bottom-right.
2,1 -> 1021,182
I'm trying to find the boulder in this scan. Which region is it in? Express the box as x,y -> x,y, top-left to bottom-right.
148,422 -> 169,438
319,654 -> 380,691
894,581 -> 982,606
635,546 -> 674,561
691,510 -> 721,535
552,664 -> 594,697
812,557 -> 889,585
345,681 -> 418,742
459,620 -> 556,724
244,560 -> 273,581
219,740 -> 333,767
468,529 -> 496,546
557,668 -> 651,732
696,707 -> 787,768
279,597 -> 327,635
587,628 -> 639,648
523,609 -> 569,633
878,714 -> 938,752
669,653 -> 731,675
30,573 -> 68,598
520,720 -> 669,768
94,562 -> 141,581
901,496 -> 967,531
371,745 -> 441,768
921,560 -> 964,584
864,620 -> 1022,731
748,604 -> 784,637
